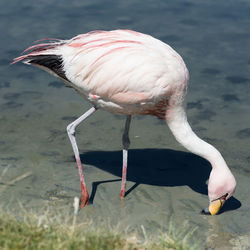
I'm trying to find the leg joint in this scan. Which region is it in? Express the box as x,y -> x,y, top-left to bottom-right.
67,123 -> 75,136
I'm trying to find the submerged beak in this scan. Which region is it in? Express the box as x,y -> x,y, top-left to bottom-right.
202,194 -> 228,215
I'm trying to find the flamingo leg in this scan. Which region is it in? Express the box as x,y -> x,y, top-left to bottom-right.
66,106 -> 97,208
120,115 -> 131,198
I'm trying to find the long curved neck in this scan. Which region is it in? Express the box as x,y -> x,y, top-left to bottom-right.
165,106 -> 228,171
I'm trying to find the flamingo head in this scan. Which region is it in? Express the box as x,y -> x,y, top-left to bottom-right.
202,167 -> 236,215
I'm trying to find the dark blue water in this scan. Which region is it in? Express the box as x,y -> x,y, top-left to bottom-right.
1,0 -> 250,248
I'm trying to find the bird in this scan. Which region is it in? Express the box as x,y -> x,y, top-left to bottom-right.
12,29 -> 236,215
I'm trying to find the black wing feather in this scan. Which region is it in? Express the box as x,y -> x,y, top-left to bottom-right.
27,54 -> 68,81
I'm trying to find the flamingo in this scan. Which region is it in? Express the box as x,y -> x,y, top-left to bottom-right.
12,29 -> 236,215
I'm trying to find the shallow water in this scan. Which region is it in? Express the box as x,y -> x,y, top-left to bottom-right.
1,0 -> 250,248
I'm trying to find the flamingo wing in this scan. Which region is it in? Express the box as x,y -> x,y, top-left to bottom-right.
12,30 -> 188,107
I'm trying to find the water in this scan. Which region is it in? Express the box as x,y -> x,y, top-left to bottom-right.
1,0 -> 250,248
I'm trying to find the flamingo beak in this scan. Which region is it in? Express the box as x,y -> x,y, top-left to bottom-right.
201,194 -> 228,215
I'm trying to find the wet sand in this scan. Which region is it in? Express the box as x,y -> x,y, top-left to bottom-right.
1,0 -> 250,248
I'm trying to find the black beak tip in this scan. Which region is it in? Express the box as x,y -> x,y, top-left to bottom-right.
201,207 -> 211,215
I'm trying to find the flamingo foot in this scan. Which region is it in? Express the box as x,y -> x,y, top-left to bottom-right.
120,189 -> 125,198
80,193 -> 89,208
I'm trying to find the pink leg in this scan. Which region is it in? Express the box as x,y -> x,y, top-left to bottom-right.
120,115 -> 131,198
66,107 -> 97,208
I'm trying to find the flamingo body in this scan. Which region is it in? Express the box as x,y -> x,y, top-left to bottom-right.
13,30 -> 236,214
14,30 -> 188,118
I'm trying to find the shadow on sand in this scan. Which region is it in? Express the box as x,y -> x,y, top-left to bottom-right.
79,148 -> 241,212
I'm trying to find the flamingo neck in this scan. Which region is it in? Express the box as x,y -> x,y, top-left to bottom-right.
165,106 -> 228,171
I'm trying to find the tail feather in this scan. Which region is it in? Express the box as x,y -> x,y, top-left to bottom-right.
11,39 -> 69,81
11,39 -> 65,64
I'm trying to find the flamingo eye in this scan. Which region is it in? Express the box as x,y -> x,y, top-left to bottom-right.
222,193 -> 228,200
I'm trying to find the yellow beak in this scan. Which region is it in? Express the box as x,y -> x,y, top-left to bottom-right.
202,197 -> 226,215
208,198 -> 226,215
